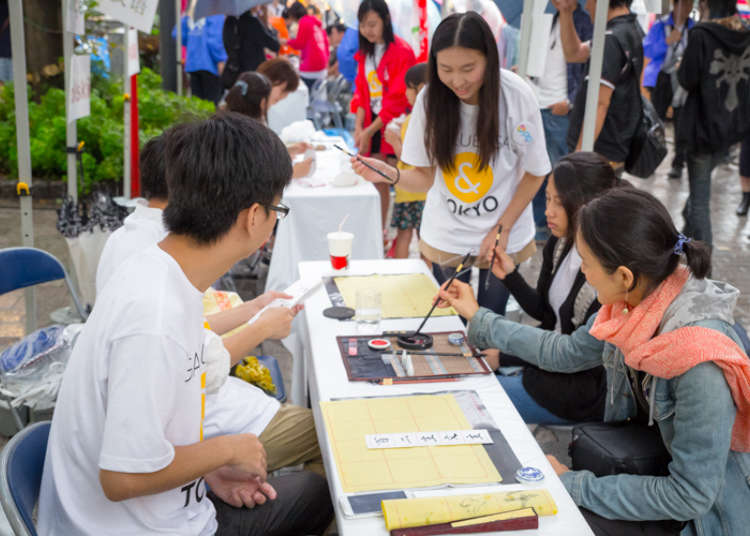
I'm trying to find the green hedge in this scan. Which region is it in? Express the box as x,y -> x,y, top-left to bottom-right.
0,67 -> 214,194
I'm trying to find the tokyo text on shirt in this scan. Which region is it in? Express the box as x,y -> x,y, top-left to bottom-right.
38,245 -> 217,535
401,69 -> 551,255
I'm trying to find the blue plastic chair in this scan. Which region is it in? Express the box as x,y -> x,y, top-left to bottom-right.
257,355 -> 287,403
0,421 -> 51,536
0,247 -> 88,326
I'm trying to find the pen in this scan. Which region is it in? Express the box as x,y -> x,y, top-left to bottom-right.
333,144 -> 395,184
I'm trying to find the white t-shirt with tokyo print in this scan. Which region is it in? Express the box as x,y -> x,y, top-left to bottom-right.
401,69 -> 551,255
39,245 -> 217,536
365,43 -> 386,115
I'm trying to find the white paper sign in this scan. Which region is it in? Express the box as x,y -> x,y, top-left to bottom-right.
365,429 -> 493,449
526,14 -> 554,78
68,54 -> 91,122
128,28 -> 140,76
98,0 -> 158,34
65,0 -> 85,34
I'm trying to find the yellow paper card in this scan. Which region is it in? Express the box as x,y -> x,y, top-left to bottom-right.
382,490 -> 557,530
320,395 -> 501,493
333,274 -> 456,318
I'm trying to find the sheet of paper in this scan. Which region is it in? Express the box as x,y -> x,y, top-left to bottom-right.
382,490 -> 558,530
247,277 -> 322,325
320,394 -> 501,493
333,274 -> 455,319
366,429 -> 493,449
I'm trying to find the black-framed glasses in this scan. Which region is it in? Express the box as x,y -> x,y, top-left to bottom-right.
268,202 -> 290,220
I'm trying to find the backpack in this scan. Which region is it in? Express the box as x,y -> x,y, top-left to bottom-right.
612,33 -> 668,178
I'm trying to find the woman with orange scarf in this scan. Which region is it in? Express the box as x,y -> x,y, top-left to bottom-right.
438,188 -> 750,536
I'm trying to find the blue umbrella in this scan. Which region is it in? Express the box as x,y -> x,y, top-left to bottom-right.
194,0 -> 272,20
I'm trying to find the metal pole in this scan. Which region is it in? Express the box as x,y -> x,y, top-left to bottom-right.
516,0 -> 536,78
63,7 -> 78,202
580,0 -> 610,152
176,0 -> 183,96
159,0 -> 177,92
8,0 -> 36,333
123,25 -> 131,198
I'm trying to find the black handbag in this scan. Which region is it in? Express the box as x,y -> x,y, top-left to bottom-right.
569,421 -> 671,477
611,34 -> 668,179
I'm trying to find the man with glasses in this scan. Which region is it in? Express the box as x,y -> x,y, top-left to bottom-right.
83,115 -> 330,535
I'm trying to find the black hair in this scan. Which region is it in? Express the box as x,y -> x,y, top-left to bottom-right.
552,152 -> 620,243
286,1 -> 307,21
225,71 -> 272,123
257,58 -> 300,93
578,188 -> 711,292
405,63 -> 428,89
139,135 -> 168,201
357,0 -> 395,57
327,22 -> 348,34
425,12 -> 500,172
608,0 -> 633,8
163,113 -> 292,245
706,0 -> 738,17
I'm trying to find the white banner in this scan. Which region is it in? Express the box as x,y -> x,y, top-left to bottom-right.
68,54 -> 91,123
97,0 -> 158,33
65,0 -> 85,34
128,28 -> 140,76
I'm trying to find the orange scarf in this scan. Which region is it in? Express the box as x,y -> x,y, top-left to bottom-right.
590,267 -> 750,451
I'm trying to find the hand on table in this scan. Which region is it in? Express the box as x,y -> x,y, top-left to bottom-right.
546,454 -> 570,476
485,244 -> 515,280
482,348 -> 501,371
350,155 -> 398,184
436,279 -> 480,321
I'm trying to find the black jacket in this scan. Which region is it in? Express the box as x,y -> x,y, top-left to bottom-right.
222,13 -> 280,88
501,236 -> 606,422
677,17 -> 750,153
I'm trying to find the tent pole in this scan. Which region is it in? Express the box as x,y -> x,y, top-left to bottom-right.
8,0 -> 36,332
580,0 -> 610,152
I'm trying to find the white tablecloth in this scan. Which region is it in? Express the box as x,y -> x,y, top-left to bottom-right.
267,148 -> 383,405
299,259 -> 594,536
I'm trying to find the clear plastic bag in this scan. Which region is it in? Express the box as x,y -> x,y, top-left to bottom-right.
0,324 -> 84,409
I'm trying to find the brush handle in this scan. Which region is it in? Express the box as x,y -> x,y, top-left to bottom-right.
414,252 -> 471,336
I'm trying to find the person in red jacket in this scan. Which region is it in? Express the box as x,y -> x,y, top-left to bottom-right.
284,1 -> 330,91
352,0 -> 416,233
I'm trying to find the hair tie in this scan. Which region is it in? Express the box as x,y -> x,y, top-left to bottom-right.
673,233 -> 691,255
234,80 -> 248,96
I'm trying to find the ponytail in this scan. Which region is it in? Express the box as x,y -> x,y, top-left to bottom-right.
682,240 -> 712,279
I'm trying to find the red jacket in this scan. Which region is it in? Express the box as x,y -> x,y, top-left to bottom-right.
351,36 -> 416,155
287,15 -> 329,73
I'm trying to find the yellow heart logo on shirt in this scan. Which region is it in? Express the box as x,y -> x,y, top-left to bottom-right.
367,70 -> 383,98
443,152 -> 493,204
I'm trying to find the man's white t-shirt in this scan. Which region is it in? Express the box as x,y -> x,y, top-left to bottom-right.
532,21 -> 568,109
401,69 -> 552,255
96,201 -> 167,295
365,43 -> 386,115
38,245 -> 217,535
95,206 -> 280,439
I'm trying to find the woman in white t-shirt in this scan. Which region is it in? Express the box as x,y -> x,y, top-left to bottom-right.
352,11 -> 551,313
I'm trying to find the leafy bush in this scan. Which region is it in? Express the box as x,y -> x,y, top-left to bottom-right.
0,67 -> 214,194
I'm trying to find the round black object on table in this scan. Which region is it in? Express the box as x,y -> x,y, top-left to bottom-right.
396,332 -> 433,350
323,306 -> 356,320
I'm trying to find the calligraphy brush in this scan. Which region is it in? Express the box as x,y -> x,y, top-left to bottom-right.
413,251 -> 473,337
333,144 -> 394,184
484,225 -> 503,291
